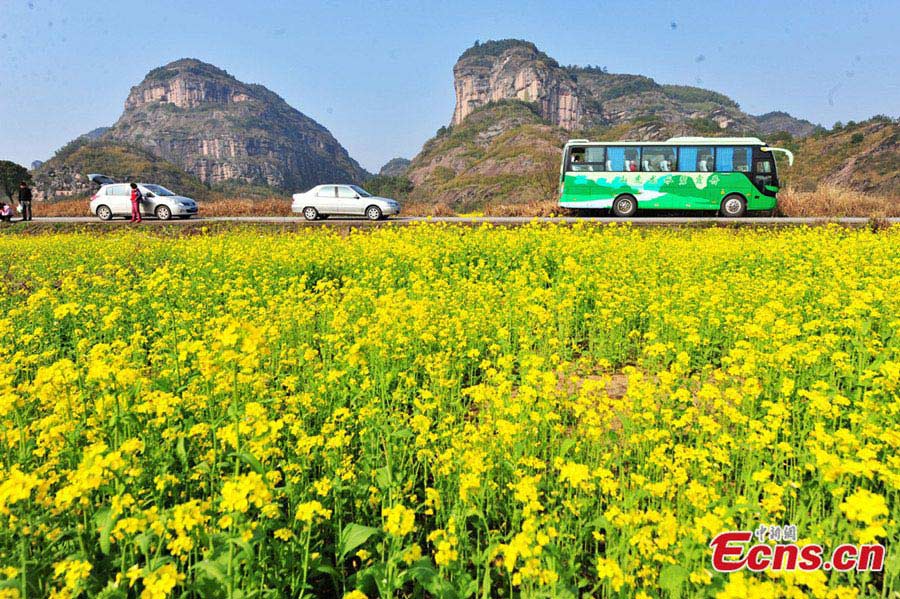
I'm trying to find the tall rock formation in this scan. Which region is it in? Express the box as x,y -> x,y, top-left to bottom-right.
449,39 -> 815,137
452,41 -> 597,129
104,59 -> 368,190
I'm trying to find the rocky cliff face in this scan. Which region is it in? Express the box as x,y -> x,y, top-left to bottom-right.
104,59 -> 368,191
452,41 -> 597,130
450,40 -> 814,138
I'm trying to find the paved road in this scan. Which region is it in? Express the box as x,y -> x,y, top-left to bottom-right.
15,216 -> 899,227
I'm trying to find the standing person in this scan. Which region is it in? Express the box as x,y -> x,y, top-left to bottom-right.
17,181 -> 32,221
129,183 -> 143,223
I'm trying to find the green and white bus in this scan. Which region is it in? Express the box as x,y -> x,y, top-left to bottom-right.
558,137 -> 794,217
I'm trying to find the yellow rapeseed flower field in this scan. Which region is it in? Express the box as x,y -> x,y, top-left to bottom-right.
0,223 -> 897,598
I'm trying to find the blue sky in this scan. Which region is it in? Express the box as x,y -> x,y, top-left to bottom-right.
1,0 -> 897,172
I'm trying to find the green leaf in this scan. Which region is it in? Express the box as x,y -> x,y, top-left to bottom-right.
193,559 -> 227,585
659,564 -> 689,597
315,563 -> 341,579
94,507 -> 115,555
558,438 -> 576,458
135,532 -> 151,556
403,557 -> 437,585
339,523 -> 380,560
176,437 -> 188,466
95,581 -> 128,599
230,451 -> 265,475
227,537 -> 256,562
375,466 -> 392,489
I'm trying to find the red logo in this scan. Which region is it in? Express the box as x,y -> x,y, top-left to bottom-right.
710,530 -> 884,572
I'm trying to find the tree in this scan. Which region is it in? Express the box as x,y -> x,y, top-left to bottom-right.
0,160 -> 32,202
365,175 -> 414,200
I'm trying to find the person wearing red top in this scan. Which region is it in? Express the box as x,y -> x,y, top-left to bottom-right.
129,183 -> 143,223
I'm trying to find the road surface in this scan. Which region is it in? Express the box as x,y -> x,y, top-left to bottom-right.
10,216 -> 898,227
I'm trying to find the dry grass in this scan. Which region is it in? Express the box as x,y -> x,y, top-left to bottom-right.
776,186 -> 900,217
190,199 -> 292,217
34,197 -> 293,218
483,199 -> 560,217
29,187 -> 900,219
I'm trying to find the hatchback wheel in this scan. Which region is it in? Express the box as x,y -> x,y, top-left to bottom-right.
366,205 -> 383,221
303,207 -> 319,221
96,205 -> 112,221
155,205 -> 172,221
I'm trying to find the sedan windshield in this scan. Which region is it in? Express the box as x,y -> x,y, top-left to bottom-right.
350,185 -> 372,197
142,184 -> 176,196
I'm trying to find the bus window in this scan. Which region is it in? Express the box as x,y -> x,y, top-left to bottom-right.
625,148 -> 639,171
716,147 -> 751,172
606,147 -> 623,171
698,148 -> 714,172
734,147 -> 751,172
642,146 -> 676,172
585,147 -> 605,171
678,147 -> 698,171
679,147 -> 714,172
607,147 -> 640,172
569,147 -> 587,171
568,147 -> 606,172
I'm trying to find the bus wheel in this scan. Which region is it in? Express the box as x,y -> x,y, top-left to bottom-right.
720,194 -> 747,218
612,194 -> 638,218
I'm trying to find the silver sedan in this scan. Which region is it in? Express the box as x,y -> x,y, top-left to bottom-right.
292,184 -> 401,220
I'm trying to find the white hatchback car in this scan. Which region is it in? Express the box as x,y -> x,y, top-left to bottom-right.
88,174 -> 199,221
292,184 -> 401,220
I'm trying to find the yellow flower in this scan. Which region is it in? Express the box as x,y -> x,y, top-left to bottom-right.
53,559 -> 91,591
383,504 -> 416,537
596,557 -> 625,592
141,564 -> 183,599
274,528 -> 294,541
295,500 -> 331,523
402,544 -> 423,564
840,488 -> 888,524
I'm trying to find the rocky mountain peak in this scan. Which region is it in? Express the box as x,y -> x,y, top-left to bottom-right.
449,39 -> 817,140
452,39 -> 591,130
104,59 -> 368,190
125,58 -> 256,111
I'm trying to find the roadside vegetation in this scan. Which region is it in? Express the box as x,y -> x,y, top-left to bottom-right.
33,186 -> 898,219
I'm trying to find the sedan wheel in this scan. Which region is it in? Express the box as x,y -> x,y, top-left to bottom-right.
96,205 -> 112,221
155,205 -> 172,221
366,205 -> 383,221
303,207 -> 319,221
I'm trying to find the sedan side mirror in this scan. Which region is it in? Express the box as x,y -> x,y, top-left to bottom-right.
145,192 -> 155,198
354,194 -> 360,199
